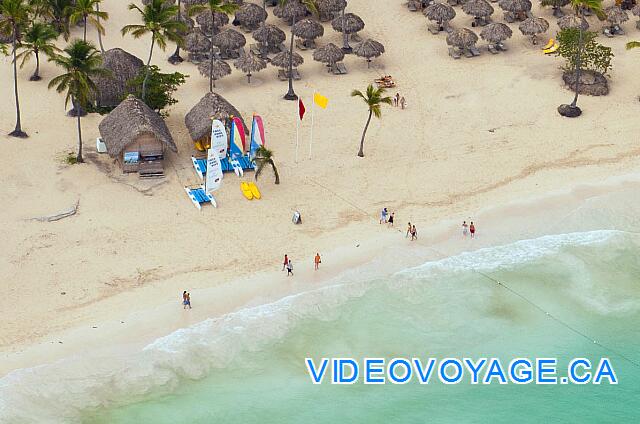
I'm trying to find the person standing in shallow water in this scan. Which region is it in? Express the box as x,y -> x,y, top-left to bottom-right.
470,222 -> 476,238
314,253 -> 321,270
282,254 -> 289,271
287,260 -> 294,276
462,221 -> 469,237
183,291 -> 191,309
406,222 -> 412,238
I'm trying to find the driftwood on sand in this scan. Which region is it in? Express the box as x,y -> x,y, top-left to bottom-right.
30,200 -> 80,222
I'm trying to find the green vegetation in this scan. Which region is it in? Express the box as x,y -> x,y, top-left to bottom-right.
17,22 -> 60,80
125,65 -> 188,116
556,28 -> 613,75
351,84 -> 392,158
253,145 -> 280,185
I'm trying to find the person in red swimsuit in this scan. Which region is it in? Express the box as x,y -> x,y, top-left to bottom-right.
470,222 -> 476,238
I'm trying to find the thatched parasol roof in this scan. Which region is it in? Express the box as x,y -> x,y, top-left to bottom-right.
293,18 -> 325,40
331,12 -> 365,34
479,22 -> 512,42
274,0 -> 309,24
185,28 -> 211,53
633,4 -> 640,17
605,6 -> 629,25
252,24 -> 286,45
182,0 -> 206,5
353,38 -> 385,59
184,92 -> 247,141
557,15 -> 589,30
518,17 -> 549,35
462,0 -> 494,18
94,48 -> 144,108
234,52 -> 267,73
271,50 -> 304,68
313,42 -> 345,65
197,59 -> 232,79
196,11 -> 230,36
142,0 -> 175,5
98,95 -> 176,157
498,0 -> 532,13
318,0 -> 347,14
212,28 -> 247,50
235,3 -> 267,27
446,28 -> 478,48
423,3 -> 456,23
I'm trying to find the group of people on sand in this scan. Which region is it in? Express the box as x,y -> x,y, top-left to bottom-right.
380,207 -> 395,227
462,220 -> 476,238
282,253 -> 322,276
393,93 -> 407,109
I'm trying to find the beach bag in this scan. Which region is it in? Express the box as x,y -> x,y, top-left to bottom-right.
292,211 -> 302,224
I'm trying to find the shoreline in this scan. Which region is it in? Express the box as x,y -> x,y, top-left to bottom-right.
2,168 -> 639,377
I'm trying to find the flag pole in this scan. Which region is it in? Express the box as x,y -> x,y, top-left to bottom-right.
309,92 -> 315,159
295,98 -> 300,163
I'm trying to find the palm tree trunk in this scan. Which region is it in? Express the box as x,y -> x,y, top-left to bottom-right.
97,3 -> 105,53
9,25 -> 27,138
31,50 -> 41,81
142,36 -> 156,102
74,97 -> 84,163
284,17 -> 297,100
571,12 -> 585,108
357,110 -> 372,157
209,10 -> 216,92
83,14 -> 87,41
271,161 -> 280,184
168,0 -> 184,64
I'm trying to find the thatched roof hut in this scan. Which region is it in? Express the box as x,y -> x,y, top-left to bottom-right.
212,28 -> 247,54
557,15 -> 589,30
271,50 -> 304,68
274,0 -> 309,24
633,4 -> 640,17
423,3 -> 456,24
252,24 -> 286,50
94,48 -> 144,108
184,92 -> 247,144
235,3 -> 267,30
331,13 -> 365,34
518,17 -> 549,36
293,18 -> 325,40
446,28 -> 478,48
234,53 -> 267,83
313,42 -> 345,66
479,22 -> 512,42
196,11 -> 229,36
462,0 -> 494,18
353,38 -> 385,67
498,0 -> 532,13
98,95 -> 176,173
605,6 -> 629,25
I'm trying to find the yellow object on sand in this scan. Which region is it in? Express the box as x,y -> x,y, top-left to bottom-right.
241,182 -> 254,200
543,43 -> 559,54
248,182 -> 261,199
194,140 -> 207,152
541,38 -> 555,50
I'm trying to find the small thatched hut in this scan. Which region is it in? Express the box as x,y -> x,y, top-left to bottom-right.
94,48 -> 144,108
184,92 -> 248,149
98,96 -> 177,175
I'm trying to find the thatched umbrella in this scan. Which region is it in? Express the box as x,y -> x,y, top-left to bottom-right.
185,92 -> 248,147
235,3 -> 268,31
317,0 -> 346,21
557,14 -> 589,30
541,0 -> 570,18
252,24 -> 286,53
479,22 -> 512,44
142,0 -> 175,5
292,18 -> 324,49
518,17 -> 548,44
605,6 -> 629,26
462,0 -> 494,18
274,0 -> 309,25
498,0 -> 531,12
196,11 -> 230,36
424,3 -> 456,30
352,38 -> 385,68
313,42 -> 344,69
185,29 -> 212,63
331,12 -> 365,51
234,52 -> 267,83
212,28 -> 247,58
446,28 -> 479,49
197,59 -> 232,87
94,48 -> 144,108
271,50 -> 304,69
633,5 -> 640,29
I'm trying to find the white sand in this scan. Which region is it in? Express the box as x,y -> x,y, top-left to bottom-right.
1,0 -> 639,374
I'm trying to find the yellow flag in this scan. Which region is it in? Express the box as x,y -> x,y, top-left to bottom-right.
313,92 -> 329,109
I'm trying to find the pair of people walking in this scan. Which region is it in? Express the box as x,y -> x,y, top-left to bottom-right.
406,222 -> 417,241
380,208 -> 395,226
393,93 -> 407,109
462,221 -> 476,238
182,291 -> 191,309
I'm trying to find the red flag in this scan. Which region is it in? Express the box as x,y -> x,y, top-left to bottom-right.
298,99 -> 306,120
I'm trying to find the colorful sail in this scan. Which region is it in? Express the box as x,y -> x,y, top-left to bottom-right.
210,119 -> 228,159
229,117 -> 246,159
250,114 -> 266,160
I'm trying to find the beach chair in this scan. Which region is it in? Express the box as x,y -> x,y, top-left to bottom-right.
250,43 -> 261,56
408,2 -> 418,11
463,48 -> 474,58
543,43 -> 559,54
488,43 -> 499,54
191,156 -> 207,179
292,69 -> 301,80
541,38 -> 554,50
295,38 -> 308,51
603,27 -> 614,38
497,42 -> 508,51
613,24 -> 625,35
504,12 -> 516,23
277,69 -> 287,81
428,24 -> 441,35
185,185 -> 217,210
331,62 -> 348,75
448,47 -> 461,59
470,46 -> 481,57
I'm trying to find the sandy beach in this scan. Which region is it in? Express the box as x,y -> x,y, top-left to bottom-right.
2,0 -> 640,378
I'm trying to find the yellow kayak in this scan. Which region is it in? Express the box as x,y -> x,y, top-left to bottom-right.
194,140 -> 206,152
240,182 -> 254,200
248,182 -> 261,199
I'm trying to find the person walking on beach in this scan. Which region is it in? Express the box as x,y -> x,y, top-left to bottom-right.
470,222 -> 476,238
394,92 -> 400,107
400,97 -> 407,110
388,212 -> 395,227
406,222 -> 412,238
287,260 -> 294,276
462,221 -> 469,237
380,208 -> 388,224
314,253 -> 321,270
411,225 -> 417,241
183,291 -> 192,309
282,254 -> 289,271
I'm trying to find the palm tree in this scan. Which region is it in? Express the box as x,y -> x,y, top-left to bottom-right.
279,0 -> 317,100
48,39 -> 107,163
351,84 -> 392,157
168,0 -> 184,64
0,0 -> 31,138
41,0 -> 73,38
17,22 -> 60,81
187,0 -> 239,92
253,145 -> 280,184
122,0 -> 185,102
68,0 -> 107,42
558,0 -> 604,117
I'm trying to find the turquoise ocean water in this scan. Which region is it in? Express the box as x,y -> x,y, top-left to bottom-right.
1,184 -> 639,423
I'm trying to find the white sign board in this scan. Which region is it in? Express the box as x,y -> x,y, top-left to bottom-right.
205,148 -> 223,193
211,119 -> 228,159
